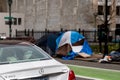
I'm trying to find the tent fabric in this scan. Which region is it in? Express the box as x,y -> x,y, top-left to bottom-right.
56,31 -> 84,49
56,31 -> 71,48
56,31 -> 93,60
56,44 -> 72,56
80,40 -> 93,55
35,33 -> 59,55
47,34 -> 58,52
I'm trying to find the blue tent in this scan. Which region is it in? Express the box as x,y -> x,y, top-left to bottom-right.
56,31 -> 93,60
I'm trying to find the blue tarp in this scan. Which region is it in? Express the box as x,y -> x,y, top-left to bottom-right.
80,40 -> 93,55
35,33 -> 59,55
56,31 -> 93,60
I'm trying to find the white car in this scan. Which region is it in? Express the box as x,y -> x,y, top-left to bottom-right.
0,40 -> 76,80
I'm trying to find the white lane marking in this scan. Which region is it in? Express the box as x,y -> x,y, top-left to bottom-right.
67,64 -> 120,72
76,75 -> 103,80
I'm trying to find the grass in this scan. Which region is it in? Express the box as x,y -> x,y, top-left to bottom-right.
90,43 -> 119,54
68,65 -> 120,80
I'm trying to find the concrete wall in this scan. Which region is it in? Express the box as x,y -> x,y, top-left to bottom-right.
1,0 -> 120,31
11,0 -> 95,31
0,13 -> 24,37
0,0 -> 7,12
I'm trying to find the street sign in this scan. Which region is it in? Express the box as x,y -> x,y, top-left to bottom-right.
4,16 -> 14,19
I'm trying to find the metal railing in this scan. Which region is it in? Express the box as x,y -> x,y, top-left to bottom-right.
16,29 -> 117,43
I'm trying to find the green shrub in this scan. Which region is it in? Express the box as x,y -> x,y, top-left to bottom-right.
90,43 -> 119,54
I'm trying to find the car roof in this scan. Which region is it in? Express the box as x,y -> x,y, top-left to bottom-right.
0,40 -> 32,45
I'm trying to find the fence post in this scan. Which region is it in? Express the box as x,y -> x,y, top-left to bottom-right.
45,28 -> 47,35
60,28 -> 63,32
24,29 -> 27,36
31,29 -> 34,36
115,32 -> 116,43
78,28 -> 81,33
16,29 -> 17,37
28,29 -> 30,36
94,30 -> 97,42
118,37 -> 120,49
98,27 -> 102,53
45,28 -> 47,32
82,30 -> 85,36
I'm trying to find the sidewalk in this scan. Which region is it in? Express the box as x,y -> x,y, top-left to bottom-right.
75,54 -> 120,64
75,54 -> 102,62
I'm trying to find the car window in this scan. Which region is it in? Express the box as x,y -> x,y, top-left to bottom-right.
0,44 -> 51,64
0,49 -> 3,62
0,47 -> 18,62
0,48 -> 2,56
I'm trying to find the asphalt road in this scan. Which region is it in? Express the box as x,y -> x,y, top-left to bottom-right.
55,58 -> 120,70
55,57 -> 120,80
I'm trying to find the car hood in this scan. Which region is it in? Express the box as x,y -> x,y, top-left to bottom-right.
0,59 -> 69,80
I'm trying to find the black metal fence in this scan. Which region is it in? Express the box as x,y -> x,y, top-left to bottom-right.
15,29 -> 118,43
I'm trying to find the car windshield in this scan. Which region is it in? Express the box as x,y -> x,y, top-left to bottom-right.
0,44 -> 51,64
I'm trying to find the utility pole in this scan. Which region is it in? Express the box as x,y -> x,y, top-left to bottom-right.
103,0 -> 109,58
8,0 -> 12,38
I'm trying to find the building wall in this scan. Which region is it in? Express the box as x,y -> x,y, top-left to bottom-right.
0,13 -> 24,37
10,0 -> 95,31
0,0 -> 7,12
0,0 -> 25,37
1,0 -> 120,32
97,0 -> 120,30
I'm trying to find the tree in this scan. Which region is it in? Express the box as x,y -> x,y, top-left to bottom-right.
96,0 -> 116,57
96,0 -> 116,29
